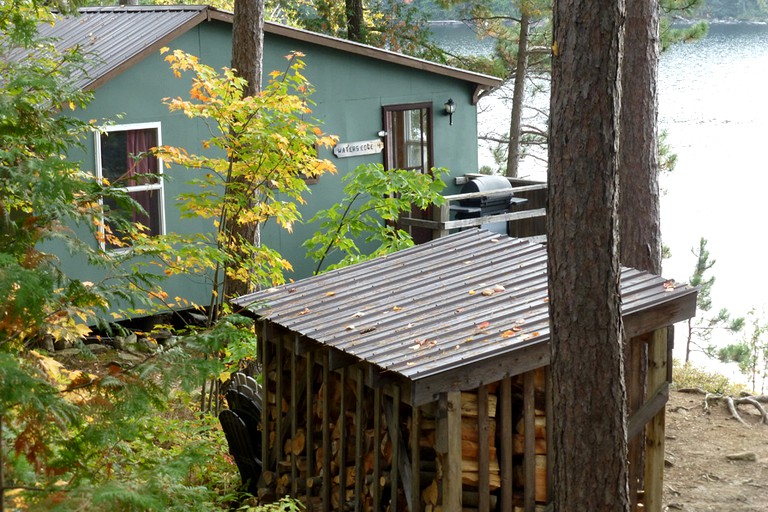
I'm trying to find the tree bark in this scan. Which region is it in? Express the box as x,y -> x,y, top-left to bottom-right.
225,0 -> 265,300
505,10 -> 530,178
232,0 -> 264,98
345,0 -> 365,42
548,0 -> 629,509
619,0 -> 661,274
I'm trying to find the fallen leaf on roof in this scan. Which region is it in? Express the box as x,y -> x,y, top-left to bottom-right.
406,361 -> 415,366
360,327 -> 377,334
465,337 -> 474,343
352,311 -> 365,318
481,288 -> 495,296
345,325 -> 356,331
476,321 -> 491,330
392,306 -> 402,312
325,291 -> 336,297
501,330 -> 517,338
299,307 -> 311,315
468,289 -> 477,295
663,279 -> 676,291
494,284 -> 506,292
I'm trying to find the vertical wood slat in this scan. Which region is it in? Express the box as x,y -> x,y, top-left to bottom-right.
626,334 -> 646,509
373,386 -> 382,511
500,377 -> 514,511
390,388 -> 400,512
523,370 -> 536,512
644,327 -> 668,512
477,385 -> 490,511
438,391 -> 462,512
410,405 -> 422,512
339,367 -> 348,510
322,352 -> 331,512
305,351 -> 314,507
260,326 -> 270,476
274,337 -> 284,468
354,368 -> 365,512
291,340 -> 298,496
545,366 -> 553,504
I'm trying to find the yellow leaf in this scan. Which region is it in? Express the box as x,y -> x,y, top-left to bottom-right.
160,46 -> 169,54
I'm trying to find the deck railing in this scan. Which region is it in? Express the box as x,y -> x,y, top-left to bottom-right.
398,179 -> 548,243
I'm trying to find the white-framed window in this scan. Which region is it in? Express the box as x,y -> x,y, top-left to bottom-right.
95,122 -> 165,250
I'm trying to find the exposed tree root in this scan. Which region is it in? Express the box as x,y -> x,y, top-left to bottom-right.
701,393 -> 768,425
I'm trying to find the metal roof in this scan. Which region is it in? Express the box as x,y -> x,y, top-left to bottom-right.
234,230 -> 697,403
20,6 -> 502,94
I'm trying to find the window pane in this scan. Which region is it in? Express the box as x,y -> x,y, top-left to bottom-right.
99,126 -> 162,249
100,128 -> 158,186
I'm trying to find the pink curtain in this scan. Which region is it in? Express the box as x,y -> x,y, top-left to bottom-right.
125,129 -> 159,232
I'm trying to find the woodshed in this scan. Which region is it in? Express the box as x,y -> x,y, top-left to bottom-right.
234,229 -> 697,512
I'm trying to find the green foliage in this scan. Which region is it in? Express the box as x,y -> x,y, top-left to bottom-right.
685,238 -> 744,361
304,163 -> 447,273
672,359 -> 747,395
0,5 -> 260,509
145,49 -> 336,312
718,309 -> 768,393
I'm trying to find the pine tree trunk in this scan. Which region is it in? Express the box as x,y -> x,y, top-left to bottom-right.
619,0 -> 661,274
225,0 -> 265,300
345,0 -> 364,42
548,0 -> 629,509
505,10 -> 530,178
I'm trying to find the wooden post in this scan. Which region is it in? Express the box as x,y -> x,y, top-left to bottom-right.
305,350 -> 314,507
477,385 -> 490,511
291,340 -> 298,495
433,202 -> 450,239
644,327 -> 668,512
500,377 -> 514,510
322,352 -> 331,512
523,371 -> 536,512
411,404 -> 422,512
437,391 -> 462,512
339,367 -> 348,510
626,334 -> 647,509
373,387 -> 382,511
274,337 -> 284,467
354,368 -> 365,512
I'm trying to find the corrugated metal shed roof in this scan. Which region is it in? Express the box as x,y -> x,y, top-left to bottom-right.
235,230 -> 697,403
17,6 -> 501,94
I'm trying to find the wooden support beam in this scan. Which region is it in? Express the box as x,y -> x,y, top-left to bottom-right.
260,329 -> 270,475
338,367 -> 348,511
545,366 -> 553,503
274,337 -> 284,467
410,405 -> 422,512
438,391 -> 462,512
373,387 -> 382,511
523,371 -> 536,512
500,378 -> 514,511
305,350 -> 314,507
477,385 -> 490,511
644,327 -> 669,512
322,353 -> 331,512
291,341 -> 298,496
354,367 -> 365,512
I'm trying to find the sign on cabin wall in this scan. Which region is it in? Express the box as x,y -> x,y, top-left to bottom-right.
333,139 -> 384,158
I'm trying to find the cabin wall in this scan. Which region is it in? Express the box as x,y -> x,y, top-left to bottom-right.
60,20 -> 484,309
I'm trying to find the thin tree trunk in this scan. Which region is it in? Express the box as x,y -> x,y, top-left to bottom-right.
345,0 -> 364,42
226,0 -> 265,300
619,0 -> 661,274
548,0 -> 629,509
505,10 -> 530,178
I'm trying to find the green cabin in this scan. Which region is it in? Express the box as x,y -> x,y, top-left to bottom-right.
36,5 -> 502,309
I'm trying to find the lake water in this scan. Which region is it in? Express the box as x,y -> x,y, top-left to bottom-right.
432,21 -> 768,376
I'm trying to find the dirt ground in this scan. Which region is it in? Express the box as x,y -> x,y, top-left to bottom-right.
664,389 -> 768,511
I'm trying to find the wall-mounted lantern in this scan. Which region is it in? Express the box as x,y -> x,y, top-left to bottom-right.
444,98 -> 456,125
